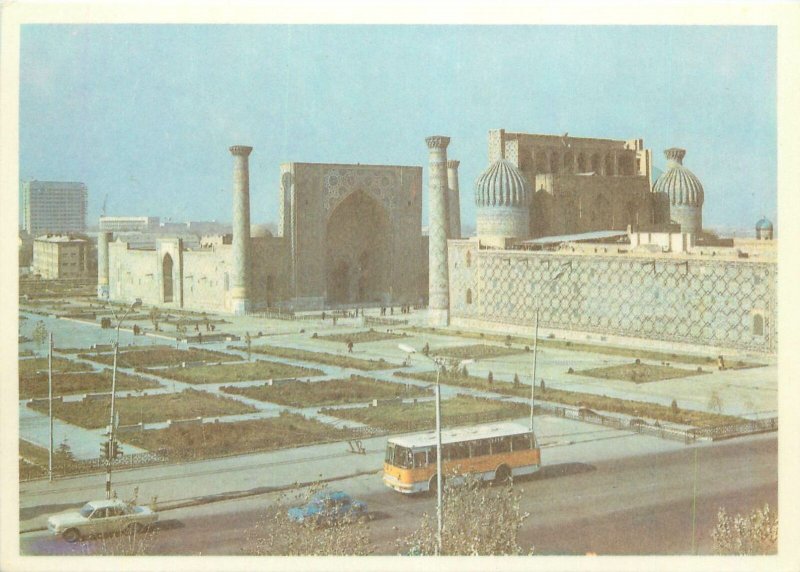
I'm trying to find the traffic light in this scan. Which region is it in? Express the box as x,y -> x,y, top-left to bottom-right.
111,440 -> 123,459
100,441 -> 110,460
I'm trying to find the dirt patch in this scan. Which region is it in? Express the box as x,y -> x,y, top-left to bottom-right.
241,344 -> 401,371
316,329 -> 408,344
432,344 -> 527,361
80,347 -> 242,368
18,357 -> 93,377
19,371 -> 161,399
27,388 -> 257,428
321,395 -> 529,432
119,411 -> 356,460
151,360 -> 324,384
221,375 -> 430,407
572,362 -> 709,384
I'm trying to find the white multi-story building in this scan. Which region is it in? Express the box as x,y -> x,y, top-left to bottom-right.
99,216 -> 160,232
22,181 -> 88,236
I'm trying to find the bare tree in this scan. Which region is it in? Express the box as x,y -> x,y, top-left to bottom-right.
711,503 -> 778,555
243,484 -> 371,556
707,389 -> 724,413
81,524 -> 158,556
403,474 -> 532,555
32,321 -> 48,348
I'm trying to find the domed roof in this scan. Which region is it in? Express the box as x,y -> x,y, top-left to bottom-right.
652,148 -> 704,207
250,224 -> 273,238
474,159 -> 531,208
756,216 -> 773,231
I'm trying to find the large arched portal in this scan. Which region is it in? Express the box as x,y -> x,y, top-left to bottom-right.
326,190 -> 391,306
162,253 -> 174,303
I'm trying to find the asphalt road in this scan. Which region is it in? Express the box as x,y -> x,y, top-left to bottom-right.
20,433 -> 777,556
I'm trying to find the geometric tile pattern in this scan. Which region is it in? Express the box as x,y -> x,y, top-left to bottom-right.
449,243 -> 777,353
323,167 -> 398,215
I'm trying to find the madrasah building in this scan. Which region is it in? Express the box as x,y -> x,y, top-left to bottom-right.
100,129 -> 776,354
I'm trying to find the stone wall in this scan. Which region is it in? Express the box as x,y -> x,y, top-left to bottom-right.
448,241 -> 777,353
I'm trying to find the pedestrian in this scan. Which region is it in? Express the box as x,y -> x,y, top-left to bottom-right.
322,311 -> 326,321
333,316 -> 337,326
347,340 -> 354,353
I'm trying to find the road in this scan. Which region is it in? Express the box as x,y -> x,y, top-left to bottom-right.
20,433 -> 777,556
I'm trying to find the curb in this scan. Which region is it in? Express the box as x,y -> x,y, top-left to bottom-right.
19,468 -> 382,535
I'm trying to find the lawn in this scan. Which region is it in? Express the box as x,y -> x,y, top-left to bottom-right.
80,347 -> 243,368
18,357 -> 93,376
221,375 -> 431,407
320,395 -> 530,433
316,329 -> 408,344
406,327 -> 763,368
27,388 -> 257,428
19,371 -> 161,399
119,411 -> 356,460
572,362 -> 709,384
394,371 -> 742,427
151,360 -> 324,384
242,344 -> 401,371
432,344 -> 527,361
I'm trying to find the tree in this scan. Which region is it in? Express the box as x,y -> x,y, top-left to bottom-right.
711,504 -> 778,555
487,371 -> 493,385
403,474 -> 531,555
243,484 -> 371,556
671,399 -> 679,414
32,321 -> 48,348
513,373 -> 520,389
245,332 -> 252,362
148,307 -> 160,331
81,519 -> 158,555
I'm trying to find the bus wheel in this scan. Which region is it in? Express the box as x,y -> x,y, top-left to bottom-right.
494,465 -> 512,485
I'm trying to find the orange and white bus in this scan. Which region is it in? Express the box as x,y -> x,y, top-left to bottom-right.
382,422 -> 541,494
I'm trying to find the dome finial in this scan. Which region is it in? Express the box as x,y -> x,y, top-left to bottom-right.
664,148 -> 686,165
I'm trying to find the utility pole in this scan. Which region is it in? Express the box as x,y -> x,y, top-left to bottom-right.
48,332 -> 53,482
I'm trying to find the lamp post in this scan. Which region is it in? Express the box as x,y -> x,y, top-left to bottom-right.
104,298 -> 142,499
398,343 -> 472,556
531,268 -> 569,433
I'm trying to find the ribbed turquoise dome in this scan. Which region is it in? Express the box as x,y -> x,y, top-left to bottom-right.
474,159 -> 531,208
652,148 -> 704,207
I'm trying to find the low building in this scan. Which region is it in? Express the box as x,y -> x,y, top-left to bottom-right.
33,235 -> 92,279
99,216 -> 161,233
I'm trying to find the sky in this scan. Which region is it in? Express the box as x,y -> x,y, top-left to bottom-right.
19,25 -> 777,233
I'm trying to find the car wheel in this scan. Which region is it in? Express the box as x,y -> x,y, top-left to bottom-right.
62,528 -> 81,543
358,513 -> 370,524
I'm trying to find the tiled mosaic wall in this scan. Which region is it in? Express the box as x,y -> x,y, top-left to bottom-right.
448,242 -> 777,353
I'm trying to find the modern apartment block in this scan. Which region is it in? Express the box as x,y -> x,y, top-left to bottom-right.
22,180 -> 88,236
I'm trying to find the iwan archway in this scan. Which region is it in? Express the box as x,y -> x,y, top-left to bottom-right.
325,190 -> 391,306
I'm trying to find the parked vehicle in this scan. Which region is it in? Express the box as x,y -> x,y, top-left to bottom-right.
47,499 -> 158,543
287,491 -> 368,526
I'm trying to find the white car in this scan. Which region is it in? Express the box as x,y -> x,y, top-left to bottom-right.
47,499 -> 158,543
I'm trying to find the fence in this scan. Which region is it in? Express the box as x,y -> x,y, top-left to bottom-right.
689,417 -> 778,440
364,316 -> 409,327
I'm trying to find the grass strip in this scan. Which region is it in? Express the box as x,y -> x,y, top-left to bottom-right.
221,375 -> 430,407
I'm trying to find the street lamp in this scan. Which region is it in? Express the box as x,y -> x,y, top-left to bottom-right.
398,343 -> 473,556
104,297 -> 142,499
531,268 -> 569,433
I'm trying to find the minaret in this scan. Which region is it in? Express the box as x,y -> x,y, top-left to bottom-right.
426,136 -> 451,326
229,145 -> 253,315
446,160 -> 462,239
97,231 -> 112,299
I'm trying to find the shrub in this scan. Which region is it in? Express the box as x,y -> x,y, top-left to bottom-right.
711,504 -> 778,555
403,474 -> 531,555
487,372 -> 493,385
671,399 -> 679,414
513,374 -> 520,388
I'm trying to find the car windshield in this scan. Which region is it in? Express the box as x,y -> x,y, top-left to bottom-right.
79,505 -> 94,518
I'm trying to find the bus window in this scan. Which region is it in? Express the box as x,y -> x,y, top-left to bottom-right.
385,444 -> 395,465
470,439 -> 490,458
447,442 -> 469,461
491,437 -> 511,455
511,434 -> 531,451
413,451 -> 428,468
396,447 -> 412,468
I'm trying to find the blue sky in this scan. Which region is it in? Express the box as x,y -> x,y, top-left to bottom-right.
19,25 -> 776,232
